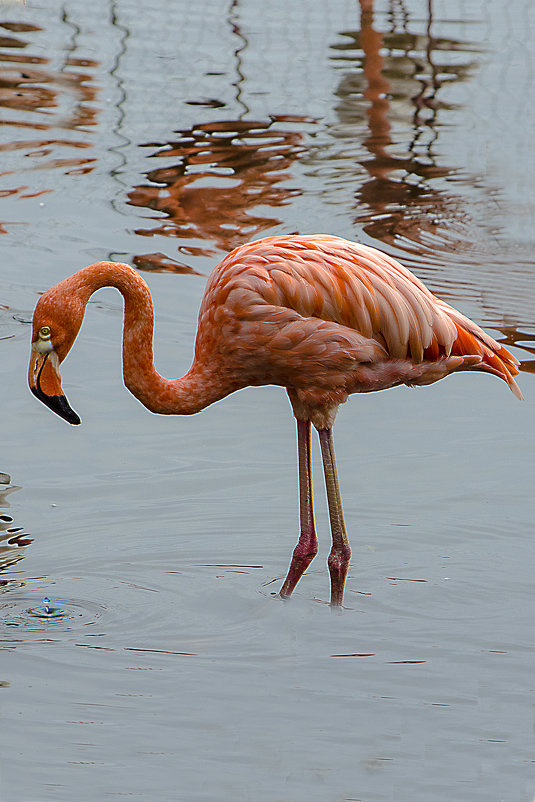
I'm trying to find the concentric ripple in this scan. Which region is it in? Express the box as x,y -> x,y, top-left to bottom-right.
0,593 -> 107,634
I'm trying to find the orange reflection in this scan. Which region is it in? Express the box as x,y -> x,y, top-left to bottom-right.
353,0 -> 460,246
132,252 -> 202,276
127,117 -> 306,260
0,483 -> 32,581
322,0 -> 479,257
0,16 -> 99,229
496,326 -> 535,376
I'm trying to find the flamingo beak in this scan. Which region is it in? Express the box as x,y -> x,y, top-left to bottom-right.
28,345 -> 81,425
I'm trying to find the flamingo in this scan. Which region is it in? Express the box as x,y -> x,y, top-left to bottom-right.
28,235 -> 522,605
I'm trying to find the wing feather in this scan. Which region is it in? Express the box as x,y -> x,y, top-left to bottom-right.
204,234 -> 521,397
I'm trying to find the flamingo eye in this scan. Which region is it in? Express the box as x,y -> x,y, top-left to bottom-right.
39,326 -> 51,339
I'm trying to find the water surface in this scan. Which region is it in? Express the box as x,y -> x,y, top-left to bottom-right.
1,1 -> 535,800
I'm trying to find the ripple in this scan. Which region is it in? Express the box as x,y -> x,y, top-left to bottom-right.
0,593 -> 107,635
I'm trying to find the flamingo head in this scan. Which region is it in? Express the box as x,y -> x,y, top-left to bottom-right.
28,285 -> 84,425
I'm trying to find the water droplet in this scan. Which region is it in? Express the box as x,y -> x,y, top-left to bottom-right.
1,593 -> 107,632
26,596 -> 68,621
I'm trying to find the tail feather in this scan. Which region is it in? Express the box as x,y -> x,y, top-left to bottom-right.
451,319 -> 523,399
422,300 -> 522,398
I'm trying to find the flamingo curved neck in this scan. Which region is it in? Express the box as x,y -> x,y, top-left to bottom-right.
72,262 -> 227,416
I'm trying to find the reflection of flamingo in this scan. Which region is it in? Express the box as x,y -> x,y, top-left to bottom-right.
128,119 -> 305,258
28,235 -> 521,605
341,0 -> 469,249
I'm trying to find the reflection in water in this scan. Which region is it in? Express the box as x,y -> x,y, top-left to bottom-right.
0,14 -> 99,226
496,326 -> 535,376
331,0 -> 478,258
127,117 -> 307,263
132,251 -> 202,275
0,483 -> 32,582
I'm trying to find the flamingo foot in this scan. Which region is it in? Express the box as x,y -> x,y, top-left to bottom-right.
328,544 -> 351,606
280,529 -> 318,599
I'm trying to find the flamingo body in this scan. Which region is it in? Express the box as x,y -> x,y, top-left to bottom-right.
28,235 -> 521,605
195,235 -> 521,426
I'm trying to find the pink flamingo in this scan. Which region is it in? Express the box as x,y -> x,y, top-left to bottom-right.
28,235 -> 521,605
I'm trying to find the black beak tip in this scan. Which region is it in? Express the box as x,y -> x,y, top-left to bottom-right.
31,386 -> 81,426
64,405 -> 82,426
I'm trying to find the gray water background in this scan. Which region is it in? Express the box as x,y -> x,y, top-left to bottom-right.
1,1 -> 535,800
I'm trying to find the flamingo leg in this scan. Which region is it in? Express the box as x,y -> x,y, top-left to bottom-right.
318,427 -> 351,606
280,419 -> 318,599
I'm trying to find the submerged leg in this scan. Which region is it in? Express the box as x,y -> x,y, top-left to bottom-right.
280,419 -> 318,599
318,427 -> 351,606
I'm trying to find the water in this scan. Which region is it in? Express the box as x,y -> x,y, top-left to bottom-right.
1,1 -> 535,800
